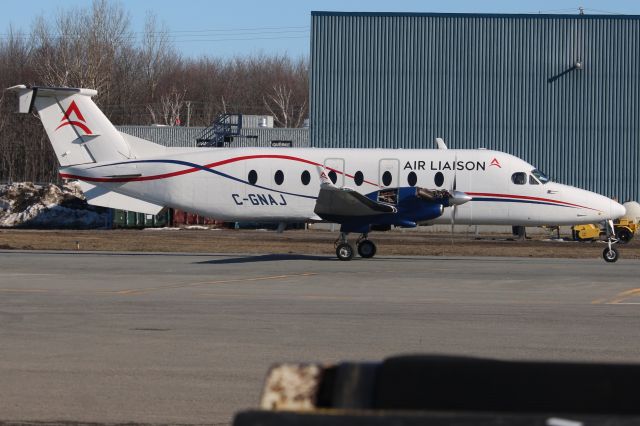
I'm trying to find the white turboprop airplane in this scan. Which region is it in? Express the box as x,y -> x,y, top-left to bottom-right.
9,85 -> 627,262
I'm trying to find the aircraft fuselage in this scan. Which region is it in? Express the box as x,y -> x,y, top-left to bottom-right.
61,147 -> 624,227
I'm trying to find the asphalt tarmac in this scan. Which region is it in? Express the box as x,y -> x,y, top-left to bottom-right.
1,250 -> 639,424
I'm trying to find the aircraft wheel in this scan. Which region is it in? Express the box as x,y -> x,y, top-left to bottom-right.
603,246 -> 619,263
615,228 -> 633,244
357,240 -> 376,258
336,243 -> 354,261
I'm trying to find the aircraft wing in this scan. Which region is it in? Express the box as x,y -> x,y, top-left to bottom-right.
314,184 -> 397,219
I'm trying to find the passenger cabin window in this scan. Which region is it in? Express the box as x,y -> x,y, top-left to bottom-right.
511,172 -> 526,185
407,171 -> 417,187
382,171 -> 392,186
354,171 -> 364,186
328,170 -> 337,184
529,175 -> 539,185
434,172 -> 444,187
248,170 -> 258,185
301,170 -> 310,185
274,170 -> 284,185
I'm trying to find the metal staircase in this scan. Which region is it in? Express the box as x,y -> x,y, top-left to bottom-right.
196,114 -> 243,147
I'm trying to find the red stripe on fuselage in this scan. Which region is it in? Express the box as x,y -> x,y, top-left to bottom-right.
60,154 -> 381,186
467,192 -> 599,211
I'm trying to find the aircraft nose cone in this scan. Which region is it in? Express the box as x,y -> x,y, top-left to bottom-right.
610,199 -> 626,219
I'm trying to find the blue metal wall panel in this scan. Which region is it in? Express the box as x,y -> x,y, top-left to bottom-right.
310,12 -> 640,201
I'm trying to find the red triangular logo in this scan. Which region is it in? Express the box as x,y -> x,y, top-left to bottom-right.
62,100 -> 85,122
490,158 -> 501,168
55,100 -> 92,135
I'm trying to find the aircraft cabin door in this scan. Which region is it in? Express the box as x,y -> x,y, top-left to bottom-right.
324,158 -> 345,188
379,159 -> 400,187
378,159 -> 400,204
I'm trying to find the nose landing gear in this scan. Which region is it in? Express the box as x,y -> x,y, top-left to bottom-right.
334,232 -> 377,261
603,220 -> 621,263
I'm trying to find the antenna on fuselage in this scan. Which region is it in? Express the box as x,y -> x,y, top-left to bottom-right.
435,138 -> 448,150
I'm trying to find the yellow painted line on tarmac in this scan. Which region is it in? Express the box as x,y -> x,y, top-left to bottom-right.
592,288 -> 640,305
0,288 -> 49,293
108,272 -> 318,295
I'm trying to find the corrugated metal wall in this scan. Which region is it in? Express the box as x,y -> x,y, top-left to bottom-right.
310,12 -> 640,201
116,126 -> 309,148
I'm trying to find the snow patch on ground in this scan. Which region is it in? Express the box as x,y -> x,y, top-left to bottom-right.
0,182 -> 109,228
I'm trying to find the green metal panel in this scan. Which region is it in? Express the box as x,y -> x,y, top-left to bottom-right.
112,209 -> 126,227
124,211 -> 136,228
310,12 -> 640,201
144,213 -> 155,227
153,210 -> 170,227
111,208 -> 171,228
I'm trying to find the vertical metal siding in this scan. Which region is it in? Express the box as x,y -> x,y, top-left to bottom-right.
116,126 -> 309,148
310,13 -> 640,201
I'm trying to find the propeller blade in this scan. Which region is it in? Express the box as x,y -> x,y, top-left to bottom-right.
450,204 -> 457,243
451,154 -> 457,192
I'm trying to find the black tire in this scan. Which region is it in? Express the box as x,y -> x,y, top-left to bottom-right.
357,240 -> 377,258
336,243 -> 354,261
603,246 -> 619,263
615,228 -> 633,244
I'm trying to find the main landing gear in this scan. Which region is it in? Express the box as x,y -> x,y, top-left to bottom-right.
335,232 -> 377,261
602,219 -> 620,263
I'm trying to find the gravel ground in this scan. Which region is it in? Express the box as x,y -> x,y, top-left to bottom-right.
0,228 -> 638,259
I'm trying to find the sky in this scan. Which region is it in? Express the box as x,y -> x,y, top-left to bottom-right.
1,0 -> 639,58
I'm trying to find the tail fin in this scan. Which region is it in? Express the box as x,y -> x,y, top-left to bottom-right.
8,85 -> 133,166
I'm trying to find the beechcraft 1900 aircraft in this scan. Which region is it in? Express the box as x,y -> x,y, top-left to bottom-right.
8,85 -> 627,262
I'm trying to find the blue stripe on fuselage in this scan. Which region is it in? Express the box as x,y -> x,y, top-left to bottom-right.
89,159 -> 318,200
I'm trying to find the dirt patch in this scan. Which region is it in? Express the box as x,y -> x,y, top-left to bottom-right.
0,228 -> 638,260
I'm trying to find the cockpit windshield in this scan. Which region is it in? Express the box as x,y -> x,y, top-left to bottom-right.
531,169 -> 550,184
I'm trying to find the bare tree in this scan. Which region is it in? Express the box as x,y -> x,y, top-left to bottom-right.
260,57 -> 309,128
29,0 -> 131,103
139,13 -> 180,101
264,85 -> 308,128
147,87 -> 186,126
0,1 -> 310,183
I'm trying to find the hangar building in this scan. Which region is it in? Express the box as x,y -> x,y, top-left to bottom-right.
310,12 -> 640,202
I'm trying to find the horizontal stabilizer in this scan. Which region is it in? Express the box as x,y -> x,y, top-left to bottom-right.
76,181 -> 164,215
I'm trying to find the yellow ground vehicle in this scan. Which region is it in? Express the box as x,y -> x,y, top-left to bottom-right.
572,219 -> 636,243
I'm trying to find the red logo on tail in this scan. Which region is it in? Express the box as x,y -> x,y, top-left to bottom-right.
55,100 -> 93,135
490,158 -> 501,168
